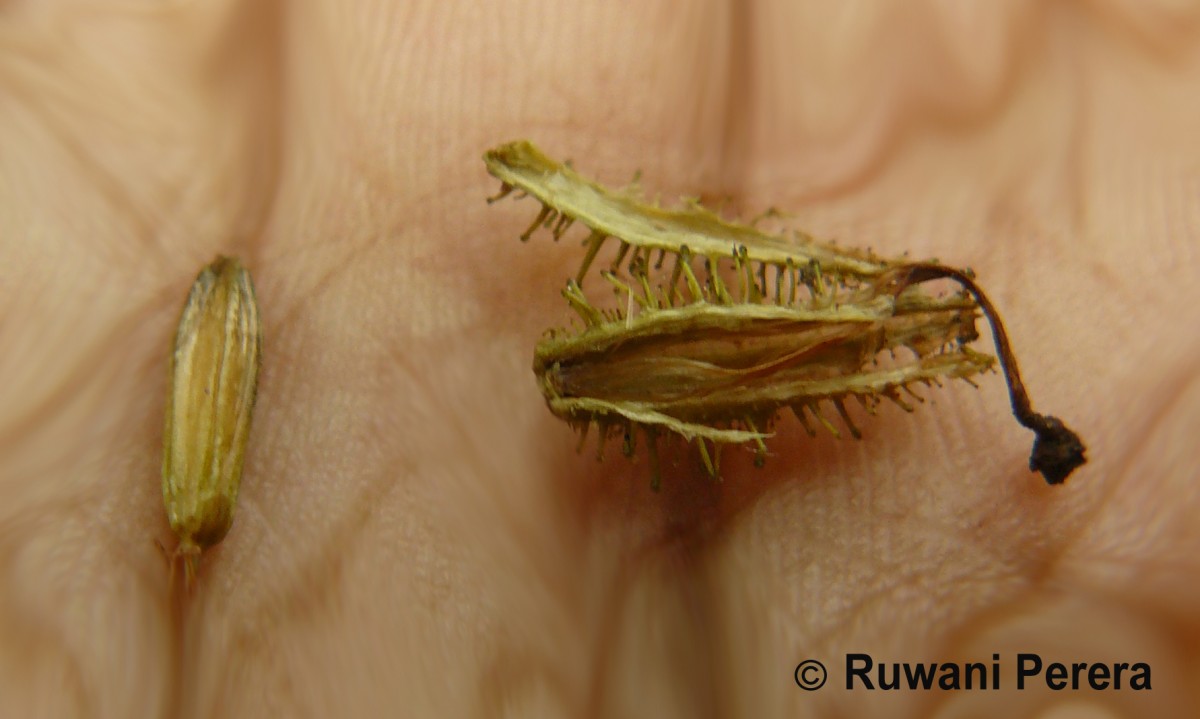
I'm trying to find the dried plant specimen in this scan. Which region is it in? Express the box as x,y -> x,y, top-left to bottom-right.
162,256 -> 263,586
484,140 -> 1085,488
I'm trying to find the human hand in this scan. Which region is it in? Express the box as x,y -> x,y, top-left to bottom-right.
2,2 -> 1196,717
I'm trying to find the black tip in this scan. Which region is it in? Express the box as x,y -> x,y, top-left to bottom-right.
1028,415 -> 1087,485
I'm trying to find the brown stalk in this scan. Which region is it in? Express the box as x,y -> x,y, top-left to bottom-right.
886,264 -> 1086,484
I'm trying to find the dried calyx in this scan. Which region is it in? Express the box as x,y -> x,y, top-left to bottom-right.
485,140 -> 1087,487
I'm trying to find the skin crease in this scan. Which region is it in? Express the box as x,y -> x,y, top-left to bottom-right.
0,0 -> 1198,717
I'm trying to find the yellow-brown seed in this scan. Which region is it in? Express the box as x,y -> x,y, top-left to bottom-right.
162,256 -> 262,586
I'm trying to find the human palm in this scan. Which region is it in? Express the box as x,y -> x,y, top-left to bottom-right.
2,3 -> 1197,717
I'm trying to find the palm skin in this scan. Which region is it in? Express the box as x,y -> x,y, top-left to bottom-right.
1,2 -> 1197,717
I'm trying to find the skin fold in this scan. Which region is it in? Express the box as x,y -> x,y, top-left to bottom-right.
0,1 -> 1197,717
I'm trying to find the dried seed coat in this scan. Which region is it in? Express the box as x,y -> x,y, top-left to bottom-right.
162,256 -> 262,584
